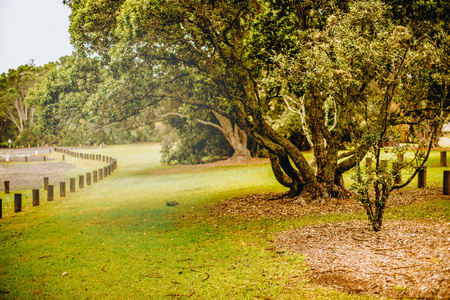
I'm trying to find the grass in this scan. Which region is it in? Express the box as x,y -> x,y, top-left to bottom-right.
0,143 -> 448,299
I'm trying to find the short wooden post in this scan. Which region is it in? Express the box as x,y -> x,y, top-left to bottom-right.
93,170 -> 98,182
418,167 -> 427,188
4,181 -> 10,194
60,182 -> 66,197
444,171 -> 450,195
25,156 -> 28,162
393,162 -> 401,184
70,178 -> 76,192
380,160 -> 388,176
79,175 -> 84,188
365,157 -> 372,171
440,151 -> 447,167
62,155 -> 65,161
44,177 -> 49,190
33,189 -> 39,206
47,185 -> 54,201
44,156 -> 47,162
14,194 -> 22,212
103,155 -> 105,162
49,149 -> 51,154
108,165 -> 111,175
86,172 -> 91,185
0,199 -> 2,218
99,168 -> 103,180
103,167 -> 108,178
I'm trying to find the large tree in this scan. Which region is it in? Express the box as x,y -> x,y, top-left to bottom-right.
64,0 -> 448,210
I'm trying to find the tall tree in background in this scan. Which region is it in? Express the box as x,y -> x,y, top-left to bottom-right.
0,64 -> 49,139
28,56 -> 104,144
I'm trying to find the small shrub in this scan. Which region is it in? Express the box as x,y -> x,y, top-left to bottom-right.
166,200 -> 179,207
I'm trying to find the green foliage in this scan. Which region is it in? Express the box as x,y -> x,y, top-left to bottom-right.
161,120 -> 233,165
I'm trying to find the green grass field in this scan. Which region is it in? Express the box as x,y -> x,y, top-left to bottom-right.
0,143 -> 448,299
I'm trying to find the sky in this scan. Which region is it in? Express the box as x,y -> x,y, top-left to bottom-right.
0,0 -> 74,74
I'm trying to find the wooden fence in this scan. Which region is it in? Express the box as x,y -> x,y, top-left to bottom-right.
0,147 -> 117,218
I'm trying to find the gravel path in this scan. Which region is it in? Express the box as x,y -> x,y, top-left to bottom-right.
0,162 -> 75,191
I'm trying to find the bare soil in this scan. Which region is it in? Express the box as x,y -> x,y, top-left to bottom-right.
214,188 -> 450,299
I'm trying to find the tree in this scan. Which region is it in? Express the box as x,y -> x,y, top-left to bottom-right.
0,64 -> 48,140
64,0 -> 447,219
27,56 -> 105,145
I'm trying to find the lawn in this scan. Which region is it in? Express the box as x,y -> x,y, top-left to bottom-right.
0,143 -> 447,299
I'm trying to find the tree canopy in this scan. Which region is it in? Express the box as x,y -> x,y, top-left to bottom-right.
27,0 -> 450,230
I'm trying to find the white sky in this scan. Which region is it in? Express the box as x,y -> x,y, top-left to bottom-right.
0,0 -> 74,74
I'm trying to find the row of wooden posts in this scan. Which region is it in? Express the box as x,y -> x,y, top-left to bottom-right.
0,148 -> 117,219
365,151 -> 450,194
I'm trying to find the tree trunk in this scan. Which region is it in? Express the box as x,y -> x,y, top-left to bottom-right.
210,111 -> 251,160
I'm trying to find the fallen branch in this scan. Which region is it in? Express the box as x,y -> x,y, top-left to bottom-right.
319,268 -> 356,273
187,288 -> 194,297
101,264 -> 107,272
37,254 -> 52,260
139,274 -> 163,278
392,265 -> 419,270
202,272 -> 210,281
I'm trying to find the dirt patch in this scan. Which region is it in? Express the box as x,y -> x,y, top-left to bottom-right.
214,189 -> 441,219
0,162 -> 75,190
278,220 -> 450,299
213,189 -> 450,299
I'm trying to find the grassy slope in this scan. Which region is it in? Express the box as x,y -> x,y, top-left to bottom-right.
1,143 -> 448,299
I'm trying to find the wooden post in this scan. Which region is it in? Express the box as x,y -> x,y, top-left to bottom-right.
47,185 -> 54,201
444,171 -> 450,195
93,170 -> 98,183
440,151 -> 447,167
86,173 -> 91,185
103,155 -> 105,162
60,182 -> 66,197
0,199 -> 2,218
44,156 -> 47,162
62,155 -> 65,161
14,194 -> 22,212
70,178 -> 76,192
79,175 -> 84,188
4,181 -> 10,194
393,162 -> 401,184
25,156 -> 28,162
365,157 -> 372,171
44,177 -> 49,190
108,165 -> 111,175
103,167 -> 108,178
99,168 -> 103,180
32,189 -> 39,206
418,167 -> 427,188
380,160 -> 388,176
